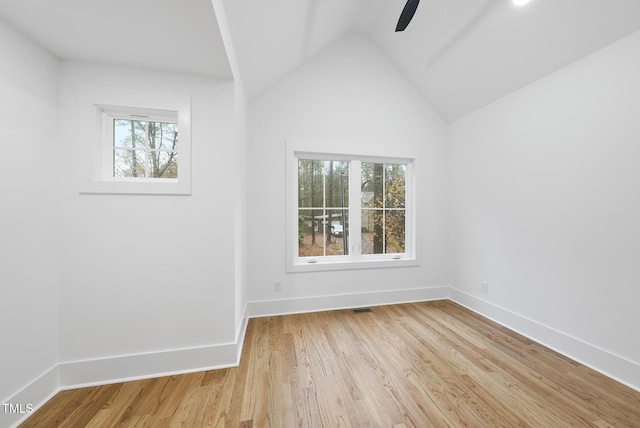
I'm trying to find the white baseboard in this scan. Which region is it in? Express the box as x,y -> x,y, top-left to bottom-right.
6,308 -> 251,428
246,286 -> 450,318
448,287 -> 640,393
3,366 -> 59,428
235,313 -> 249,362
58,305 -> 250,390
7,286 -> 639,428
6,341 -> 244,428
57,342 -> 240,390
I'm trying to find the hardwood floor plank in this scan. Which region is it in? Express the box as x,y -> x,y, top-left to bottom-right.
20,301 -> 640,427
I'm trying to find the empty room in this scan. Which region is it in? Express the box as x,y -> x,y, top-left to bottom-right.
1,0 -> 639,426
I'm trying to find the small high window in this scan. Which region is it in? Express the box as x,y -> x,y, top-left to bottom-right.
108,110 -> 179,179
78,84 -> 191,195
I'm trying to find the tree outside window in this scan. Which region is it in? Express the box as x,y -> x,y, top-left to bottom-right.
113,119 -> 178,178
288,140 -> 416,271
298,159 -> 349,257
361,162 -> 406,255
297,158 -> 407,260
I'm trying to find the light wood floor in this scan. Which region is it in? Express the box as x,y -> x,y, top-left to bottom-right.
20,301 -> 640,427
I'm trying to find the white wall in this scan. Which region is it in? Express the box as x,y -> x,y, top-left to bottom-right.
449,30 -> 640,387
233,84 -> 248,340
217,0 -> 250,344
57,62 -> 242,382
0,16 -> 59,424
246,35 -> 449,313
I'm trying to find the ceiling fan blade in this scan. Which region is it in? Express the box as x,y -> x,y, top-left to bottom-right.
396,0 -> 420,32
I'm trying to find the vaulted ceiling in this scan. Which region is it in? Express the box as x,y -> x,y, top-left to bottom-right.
225,0 -> 640,121
2,0 -> 640,122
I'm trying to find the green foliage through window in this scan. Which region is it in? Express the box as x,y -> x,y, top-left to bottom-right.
297,159 -> 407,259
298,159 -> 349,257
361,163 -> 406,254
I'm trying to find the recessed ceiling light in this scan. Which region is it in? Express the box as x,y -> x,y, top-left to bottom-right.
513,0 -> 531,6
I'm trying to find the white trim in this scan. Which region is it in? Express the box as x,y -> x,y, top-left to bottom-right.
246,286 -> 449,318
78,84 -> 192,195
2,366 -> 59,428
286,139 -> 419,272
286,257 -> 421,273
8,306 -> 250,427
235,313 -> 250,363
448,287 -> 640,393
5,341 -> 243,428
58,305 -> 250,389
58,343 -> 238,389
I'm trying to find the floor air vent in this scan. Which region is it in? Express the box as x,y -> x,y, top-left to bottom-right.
352,307 -> 373,314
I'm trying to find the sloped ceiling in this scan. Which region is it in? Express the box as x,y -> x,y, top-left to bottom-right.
223,0 -> 369,100
225,0 -> 640,122
364,0 -> 640,121
2,0 -> 640,122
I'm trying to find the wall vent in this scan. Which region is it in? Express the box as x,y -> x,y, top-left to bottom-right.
352,307 -> 373,314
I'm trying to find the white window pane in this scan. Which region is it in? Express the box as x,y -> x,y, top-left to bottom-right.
362,162 -> 406,208
298,209 -> 326,257
385,164 -> 406,208
325,161 -> 349,208
153,151 -> 178,178
114,148 -> 141,178
152,122 -> 178,151
327,209 -> 349,256
112,118 -> 178,178
298,209 -> 349,257
298,159 -> 349,208
361,209 -> 406,255
385,210 -> 405,253
361,210 -> 379,254
113,149 -> 177,178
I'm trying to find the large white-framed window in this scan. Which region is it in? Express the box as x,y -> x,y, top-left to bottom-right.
287,139 -> 419,272
78,84 -> 191,195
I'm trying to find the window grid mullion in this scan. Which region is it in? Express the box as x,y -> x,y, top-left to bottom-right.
349,160 -> 362,258
383,165 -> 386,254
323,166 -> 327,257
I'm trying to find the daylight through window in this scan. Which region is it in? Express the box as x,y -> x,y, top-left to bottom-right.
113,119 -> 178,178
361,162 -> 406,255
79,86 -> 191,195
298,159 -> 350,257
290,143 -> 416,271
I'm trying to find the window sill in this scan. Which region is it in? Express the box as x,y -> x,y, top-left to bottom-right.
79,178 -> 191,196
288,257 -> 419,273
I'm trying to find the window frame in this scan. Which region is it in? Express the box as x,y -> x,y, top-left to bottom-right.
78,84 -> 192,195
286,139 -> 420,272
